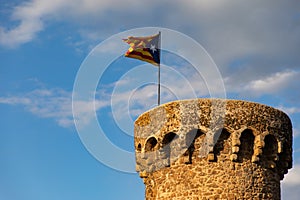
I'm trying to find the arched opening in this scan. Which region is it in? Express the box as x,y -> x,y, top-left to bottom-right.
162,132 -> 178,166
137,143 -> 142,152
237,129 -> 255,162
213,129 -> 231,160
262,134 -> 278,157
162,132 -> 177,146
145,137 -> 158,152
185,129 -> 205,164
261,134 -> 278,168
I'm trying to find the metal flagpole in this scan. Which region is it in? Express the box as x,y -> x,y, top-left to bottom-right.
158,62 -> 160,105
158,31 -> 161,106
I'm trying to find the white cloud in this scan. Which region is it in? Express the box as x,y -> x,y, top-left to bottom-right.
2,0 -> 300,68
245,71 -> 298,94
0,96 -> 31,105
0,0 -> 156,47
0,19 -> 43,47
0,88 -> 110,128
276,105 -> 300,116
0,0 -> 70,47
0,78 -> 157,130
282,164 -> 300,186
0,88 -> 73,127
2,1 -> 299,109
226,70 -> 300,97
250,71 -> 299,93
281,164 -> 300,200
0,78 -> 162,130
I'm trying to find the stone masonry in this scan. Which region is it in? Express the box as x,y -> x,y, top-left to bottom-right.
134,99 -> 293,200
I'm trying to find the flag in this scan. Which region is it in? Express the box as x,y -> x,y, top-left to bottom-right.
123,33 -> 160,66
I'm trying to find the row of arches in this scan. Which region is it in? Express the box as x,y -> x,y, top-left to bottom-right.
137,128 -> 285,168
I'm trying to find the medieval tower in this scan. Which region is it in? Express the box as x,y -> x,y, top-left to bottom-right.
134,99 -> 293,199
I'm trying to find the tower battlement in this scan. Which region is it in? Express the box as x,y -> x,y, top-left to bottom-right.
134,99 -> 292,199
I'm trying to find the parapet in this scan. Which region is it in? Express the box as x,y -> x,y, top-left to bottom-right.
134,99 -> 293,199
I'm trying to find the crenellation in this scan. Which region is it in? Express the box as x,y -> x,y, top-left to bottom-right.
134,99 -> 293,199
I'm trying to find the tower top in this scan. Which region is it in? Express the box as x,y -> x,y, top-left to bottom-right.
134,99 -> 292,199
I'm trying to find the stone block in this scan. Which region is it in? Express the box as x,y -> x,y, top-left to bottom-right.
232,138 -> 241,146
230,154 -> 238,161
139,171 -> 148,178
207,153 -> 215,161
252,155 -> 259,163
254,148 -> 263,156
232,146 -> 239,153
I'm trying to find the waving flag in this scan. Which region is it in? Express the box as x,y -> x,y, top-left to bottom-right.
123,33 -> 160,66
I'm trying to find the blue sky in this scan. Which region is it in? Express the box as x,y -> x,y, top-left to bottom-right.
1,0 -> 300,199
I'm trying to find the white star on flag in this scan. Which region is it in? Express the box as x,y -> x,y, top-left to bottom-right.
150,44 -> 157,53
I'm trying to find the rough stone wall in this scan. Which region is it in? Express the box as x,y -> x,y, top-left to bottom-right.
134,99 -> 293,200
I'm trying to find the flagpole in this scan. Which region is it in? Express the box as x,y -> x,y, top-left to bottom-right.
158,62 -> 160,105
158,31 -> 161,106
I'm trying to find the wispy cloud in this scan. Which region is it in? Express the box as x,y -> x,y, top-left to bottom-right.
0,0 -> 158,47
276,105 -> 300,116
0,88 -> 73,127
2,0 -> 300,70
0,0 -> 70,47
2,1 -> 299,109
282,164 -> 300,200
0,78 -> 157,130
1,67 -> 298,131
244,70 -> 299,96
0,78 -> 162,129
225,70 -> 300,98
283,164 -> 300,186
0,88 -> 110,128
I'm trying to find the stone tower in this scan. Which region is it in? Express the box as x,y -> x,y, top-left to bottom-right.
134,99 -> 293,200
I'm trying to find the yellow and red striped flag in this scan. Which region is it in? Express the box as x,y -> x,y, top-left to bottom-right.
123,33 -> 160,66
